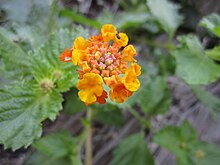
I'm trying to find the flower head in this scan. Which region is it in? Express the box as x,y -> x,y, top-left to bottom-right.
59,24 -> 141,105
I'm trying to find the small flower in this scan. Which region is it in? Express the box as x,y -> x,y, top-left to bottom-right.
123,70 -> 140,92
109,78 -> 133,103
59,48 -> 72,62
114,33 -> 128,47
101,24 -> 117,42
59,24 -> 141,105
121,45 -> 137,62
77,73 -> 105,105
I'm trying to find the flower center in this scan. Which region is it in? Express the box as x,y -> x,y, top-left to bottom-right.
87,41 -> 126,77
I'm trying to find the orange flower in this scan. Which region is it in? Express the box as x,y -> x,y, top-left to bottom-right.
59,48 -> 72,62
59,24 -> 141,105
96,90 -> 108,104
109,80 -> 133,103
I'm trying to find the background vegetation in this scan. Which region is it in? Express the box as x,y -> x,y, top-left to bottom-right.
0,0 -> 220,165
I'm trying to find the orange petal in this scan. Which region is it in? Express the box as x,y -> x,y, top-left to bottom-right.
96,90 -> 108,104
79,61 -> 91,72
59,48 -> 72,62
102,70 -> 110,77
110,81 -> 133,103
104,75 -> 117,86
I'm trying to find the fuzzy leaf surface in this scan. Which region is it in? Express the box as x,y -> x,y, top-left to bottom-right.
0,82 -> 62,150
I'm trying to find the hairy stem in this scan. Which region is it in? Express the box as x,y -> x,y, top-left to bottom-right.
85,107 -> 93,165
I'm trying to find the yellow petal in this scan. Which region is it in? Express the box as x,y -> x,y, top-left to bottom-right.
78,90 -> 97,103
74,37 -> 86,50
123,70 -> 140,92
122,44 -> 136,62
72,49 -> 89,66
114,33 -> 128,47
72,49 -> 81,65
77,73 -> 104,104
129,63 -> 141,76
101,24 -> 117,42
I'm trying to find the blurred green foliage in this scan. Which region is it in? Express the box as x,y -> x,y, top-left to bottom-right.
154,122 -> 220,165
112,133 -> 155,165
0,0 -> 220,165
24,131 -> 82,165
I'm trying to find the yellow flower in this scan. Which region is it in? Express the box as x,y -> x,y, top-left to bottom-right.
71,37 -> 90,65
60,24 -> 142,105
101,24 -> 117,42
73,37 -> 87,50
122,45 -> 136,62
123,70 -> 140,92
71,49 -> 81,65
77,73 -> 104,105
114,33 -> 128,47
129,63 -> 141,76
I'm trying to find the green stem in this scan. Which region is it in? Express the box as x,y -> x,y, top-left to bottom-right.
127,108 -> 152,130
127,108 -> 143,123
85,107 -> 93,165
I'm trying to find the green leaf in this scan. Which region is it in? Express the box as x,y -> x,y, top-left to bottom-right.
113,12 -> 150,30
153,122 -> 197,165
0,0 -> 50,24
13,24 -> 47,48
112,133 -> 155,165
206,45 -> 220,61
31,28 -> 87,92
147,0 -> 183,37
93,103 -> 123,126
190,85 -> 220,116
33,131 -> 76,158
137,76 -> 171,116
24,131 -> 82,165
173,35 -> 220,84
191,142 -> 220,165
0,82 -> 63,150
24,154 -> 71,165
154,120 -> 220,165
199,14 -> 220,38
60,9 -> 102,30
63,88 -> 86,115
0,29 -> 31,78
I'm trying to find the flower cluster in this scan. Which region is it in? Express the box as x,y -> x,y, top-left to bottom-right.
60,24 -> 141,105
